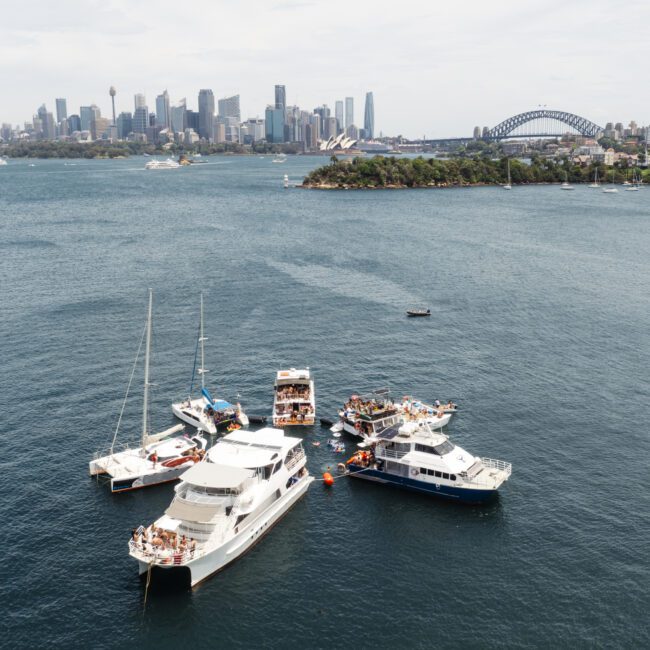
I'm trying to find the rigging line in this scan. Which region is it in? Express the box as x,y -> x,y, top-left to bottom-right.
188,317 -> 201,398
109,320 -> 147,454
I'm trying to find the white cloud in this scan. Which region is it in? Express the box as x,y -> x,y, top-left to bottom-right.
1,0 -> 648,136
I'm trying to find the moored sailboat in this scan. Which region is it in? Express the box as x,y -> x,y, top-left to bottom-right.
171,294 -> 248,435
89,290 -> 207,493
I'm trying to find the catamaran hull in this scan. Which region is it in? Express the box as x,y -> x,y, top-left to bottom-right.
109,465 -> 194,493
136,476 -> 313,587
347,464 -> 500,504
171,401 -> 217,434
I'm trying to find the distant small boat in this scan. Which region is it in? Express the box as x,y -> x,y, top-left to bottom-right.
283,174 -> 289,189
588,168 -> 600,188
407,309 -> 431,317
0,158 -> 7,166
272,154 -> 287,163
560,172 -> 574,190
602,170 -> 618,193
145,158 -> 180,170
503,158 -> 512,190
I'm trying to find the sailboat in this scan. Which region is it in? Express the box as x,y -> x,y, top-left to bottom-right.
171,293 -> 248,435
588,167 -> 600,188
625,169 -> 640,191
602,169 -> 618,193
89,290 -> 207,493
560,171 -> 574,190
502,159 -> 512,190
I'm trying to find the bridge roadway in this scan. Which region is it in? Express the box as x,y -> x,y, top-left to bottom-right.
418,134 -> 573,146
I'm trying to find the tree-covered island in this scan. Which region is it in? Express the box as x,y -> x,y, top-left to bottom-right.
302,155 -> 648,189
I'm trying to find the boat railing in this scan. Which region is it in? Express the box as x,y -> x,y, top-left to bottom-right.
92,442 -> 137,461
129,540 -> 194,566
481,458 -> 512,477
285,450 -> 306,471
375,447 -> 408,460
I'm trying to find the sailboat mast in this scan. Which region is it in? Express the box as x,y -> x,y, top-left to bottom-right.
142,288 -> 153,448
199,292 -> 206,389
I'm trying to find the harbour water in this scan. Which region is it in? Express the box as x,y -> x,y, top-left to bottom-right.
1,157 -> 649,648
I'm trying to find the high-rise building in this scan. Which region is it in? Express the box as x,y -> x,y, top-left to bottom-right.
186,110 -> 200,132
37,104 -> 55,140
155,90 -> 170,128
309,114 -> 322,142
345,97 -> 354,129
116,112 -> 133,139
335,101 -> 344,134
241,118 -> 265,144
91,116 -> 110,140
218,95 -> 241,122
265,106 -> 285,143
68,114 -> 81,132
324,117 -> 338,139
134,93 -> 147,110
171,99 -> 186,134
363,92 -> 374,140
198,89 -> 215,140
79,106 -> 94,132
133,106 -> 149,134
274,85 -> 286,110
55,98 -> 67,123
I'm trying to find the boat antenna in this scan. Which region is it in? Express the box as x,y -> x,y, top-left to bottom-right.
141,288 -> 153,450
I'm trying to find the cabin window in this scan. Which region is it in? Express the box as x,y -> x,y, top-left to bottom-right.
415,441 -> 455,456
442,473 -> 449,480
235,514 -> 248,526
434,470 -> 442,478
273,460 -> 282,475
450,474 -> 456,481
225,505 -> 233,516
420,467 -> 427,474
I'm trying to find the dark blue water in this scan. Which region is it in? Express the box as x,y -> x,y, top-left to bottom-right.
1,157 -> 649,648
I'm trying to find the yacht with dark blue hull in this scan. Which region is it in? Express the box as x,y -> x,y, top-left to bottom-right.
345,421 -> 511,503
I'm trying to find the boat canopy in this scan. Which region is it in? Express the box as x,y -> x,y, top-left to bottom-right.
165,499 -> 223,524
211,400 -> 233,411
181,462 -> 252,489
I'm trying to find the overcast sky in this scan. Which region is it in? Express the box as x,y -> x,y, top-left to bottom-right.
1,0 -> 648,138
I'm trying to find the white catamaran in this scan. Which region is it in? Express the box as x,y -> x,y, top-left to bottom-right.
89,290 -> 207,493
171,294 -> 248,435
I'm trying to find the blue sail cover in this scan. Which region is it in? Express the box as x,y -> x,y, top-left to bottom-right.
201,387 -> 215,404
212,400 -> 233,411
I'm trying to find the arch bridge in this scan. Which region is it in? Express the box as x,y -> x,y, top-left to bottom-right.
484,110 -> 603,141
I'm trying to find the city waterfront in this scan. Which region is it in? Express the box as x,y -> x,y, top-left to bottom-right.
1,156 -> 649,648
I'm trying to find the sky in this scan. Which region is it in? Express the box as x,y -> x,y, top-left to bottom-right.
1,0 -> 649,138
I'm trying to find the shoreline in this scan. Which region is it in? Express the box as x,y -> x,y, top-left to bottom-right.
299,181 -> 618,190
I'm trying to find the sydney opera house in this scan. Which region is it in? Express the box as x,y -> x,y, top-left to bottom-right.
318,132 -> 358,152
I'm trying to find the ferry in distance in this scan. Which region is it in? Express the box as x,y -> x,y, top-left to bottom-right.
345,420 -> 511,503
128,427 -> 313,588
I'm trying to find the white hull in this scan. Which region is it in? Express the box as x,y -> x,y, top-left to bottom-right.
136,476 -> 313,586
172,397 -> 248,434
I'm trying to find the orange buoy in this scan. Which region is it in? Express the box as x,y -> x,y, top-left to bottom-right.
323,472 -> 334,486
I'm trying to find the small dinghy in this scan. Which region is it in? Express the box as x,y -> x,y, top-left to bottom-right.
406,309 -> 431,317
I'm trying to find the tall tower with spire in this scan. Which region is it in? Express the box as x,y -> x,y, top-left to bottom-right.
109,86 -> 117,126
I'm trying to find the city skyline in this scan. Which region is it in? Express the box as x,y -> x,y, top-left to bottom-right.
1,0 -> 648,138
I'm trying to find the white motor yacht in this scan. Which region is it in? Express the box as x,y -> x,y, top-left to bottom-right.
145,158 -> 180,170
89,290 -> 207,493
171,294 -> 248,435
346,420 -> 511,504
0,158 -> 7,166
128,427 -> 313,588
331,389 -> 455,437
272,368 -> 315,426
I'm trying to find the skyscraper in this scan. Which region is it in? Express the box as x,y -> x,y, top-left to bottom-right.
67,114 -> 81,132
55,98 -> 67,123
155,90 -> 170,128
134,93 -> 147,110
171,99 -> 187,134
218,95 -> 241,121
116,112 -> 133,139
335,101 -> 344,134
133,106 -> 148,134
363,92 -> 374,140
37,104 -> 55,140
265,106 -> 285,143
198,89 -> 215,140
274,85 -> 286,110
345,97 -> 354,129
80,106 -> 94,132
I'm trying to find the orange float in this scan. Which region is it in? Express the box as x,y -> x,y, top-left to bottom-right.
323,472 -> 334,487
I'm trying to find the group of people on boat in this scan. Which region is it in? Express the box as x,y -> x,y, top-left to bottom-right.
343,395 -> 395,417
130,525 -> 197,562
347,448 -> 376,468
275,384 -> 311,401
274,405 -> 315,425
